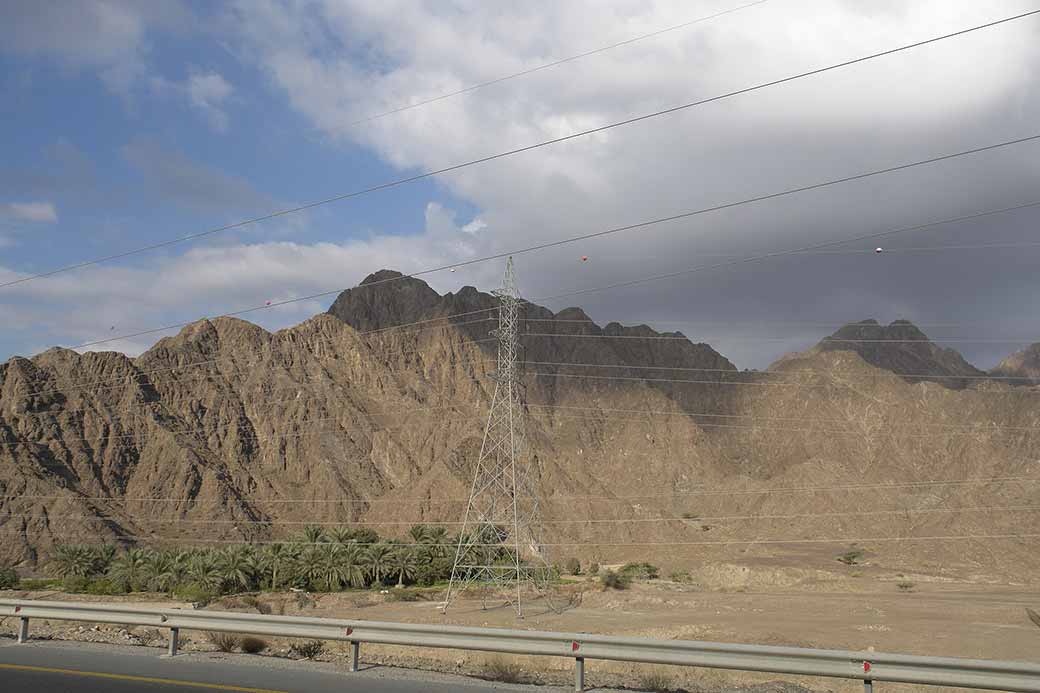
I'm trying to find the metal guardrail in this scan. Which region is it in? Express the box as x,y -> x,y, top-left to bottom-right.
3,598 -> 1039,692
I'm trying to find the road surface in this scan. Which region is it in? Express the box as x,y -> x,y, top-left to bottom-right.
0,639 -> 548,692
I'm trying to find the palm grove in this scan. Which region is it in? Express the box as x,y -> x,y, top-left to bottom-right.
6,525 -> 526,599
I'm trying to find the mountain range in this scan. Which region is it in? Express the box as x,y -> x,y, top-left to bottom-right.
1,270 -> 1037,579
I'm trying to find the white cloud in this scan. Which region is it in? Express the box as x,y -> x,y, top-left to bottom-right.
0,205 -> 496,357
152,70 -> 234,131
0,1 -> 192,94
4,1 -> 1040,369
5,201 -> 58,223
218,0 -> 1040,367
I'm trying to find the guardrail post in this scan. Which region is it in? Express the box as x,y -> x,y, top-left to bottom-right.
17,617 -> 29,643
167,627 -> 179,657
574,656 -> 584,692
350,641 -> 359,672
864,679 -> 872,693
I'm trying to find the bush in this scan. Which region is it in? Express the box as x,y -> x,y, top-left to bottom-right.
620,562 -> 659,580
564,557 -> 581,576
85,578 -> 123,595
897,581 -> 915,592
17,578 -> 58,591
588,562 -> 600,576
0,567 -> 18,589
681,512 -> 698,520
174,583 -> 217,606
61,575 -> 91,593
601,570 -> 630,590
482,656 -> 525,684
638,668 -> 674,691
240,595 -> 272,614
206,632 -> 240,652
669,571 -> 692,583
240,636 -> 268,654
837,548 -> 865,566
290,640 -> 324,659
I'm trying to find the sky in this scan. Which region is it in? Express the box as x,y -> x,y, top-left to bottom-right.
1,0 -> 1039,369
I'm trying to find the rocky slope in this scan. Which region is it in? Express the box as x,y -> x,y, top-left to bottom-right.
991,342 -> 1040,384
1,272 -> 1038,581
802,319 -> 987,388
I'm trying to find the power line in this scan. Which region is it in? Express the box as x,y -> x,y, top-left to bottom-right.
0,404 -> 480,452
11,475 -> 1038,505
520,359 -> 1039,382
0,529 -> 1034,548
524,403 -> 1040,431
4,400 -> 1035,453
58,189 -> 1040,356
3,8 -> 1037,291
347,0 -> 772,127
5,505 -> 1038,528
48,186 -> 1040,357
523,332 -> 1038,344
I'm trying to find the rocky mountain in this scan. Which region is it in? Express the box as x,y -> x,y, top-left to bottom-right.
805,319 -> 986,388
991,343 -> 1040,384
1,271 -> 1037,581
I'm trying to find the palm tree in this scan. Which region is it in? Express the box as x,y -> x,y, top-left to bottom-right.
299,525 -> 325,546
299,543 -> 345,591
216,546 -> 255,593
364,543 -> 394,585
108,548 -> 150,591
388,544 -> 418,587
49,544 -> 96,578
141,551 -> 179,593
186,552 -> 223,592
408,524 -> 431,544
295,545 -> 324,590
260,543 -> 296,591
338,543 -> 368,589
91,544 -> 118,574
426,526 -> 450,560
325,527 -> 354,545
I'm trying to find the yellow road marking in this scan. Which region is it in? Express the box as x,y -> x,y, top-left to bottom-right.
0,662 -> 289,692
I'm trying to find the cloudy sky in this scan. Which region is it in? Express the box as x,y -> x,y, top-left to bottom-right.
1,0 -> 1039,369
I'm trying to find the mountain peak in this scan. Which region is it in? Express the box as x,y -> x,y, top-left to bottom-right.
991,342 -> 1040,384
328,269 -> 441,332
814,318 -> 983,387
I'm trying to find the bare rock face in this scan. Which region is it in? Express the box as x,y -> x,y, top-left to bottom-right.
991,343 -> 1040,384
1,272 -> 1038,580
808,319 -> 985,388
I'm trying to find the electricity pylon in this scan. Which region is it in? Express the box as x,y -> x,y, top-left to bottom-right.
441,257 -> 548,617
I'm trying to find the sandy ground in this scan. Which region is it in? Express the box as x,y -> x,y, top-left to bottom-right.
3,570 -> 1039,692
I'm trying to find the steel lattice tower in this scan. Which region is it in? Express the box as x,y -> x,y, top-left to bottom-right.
442,257 -> 548,617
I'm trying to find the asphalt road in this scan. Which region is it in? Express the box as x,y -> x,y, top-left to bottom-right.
0,640 -> 544,692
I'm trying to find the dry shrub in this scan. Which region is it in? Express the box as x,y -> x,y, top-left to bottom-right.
240,636 -> 267,654
482,656 -> 525,684
206,631 -> 240,652
290,640 -> 324,659
638,668 -> 674,691
241,595 -> 272,614
134,627 -> 163,645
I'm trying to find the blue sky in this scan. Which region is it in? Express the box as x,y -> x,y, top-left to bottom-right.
2,1 -> 1040,368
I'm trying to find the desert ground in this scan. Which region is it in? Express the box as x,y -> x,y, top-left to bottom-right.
4,559 -> 1037,693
